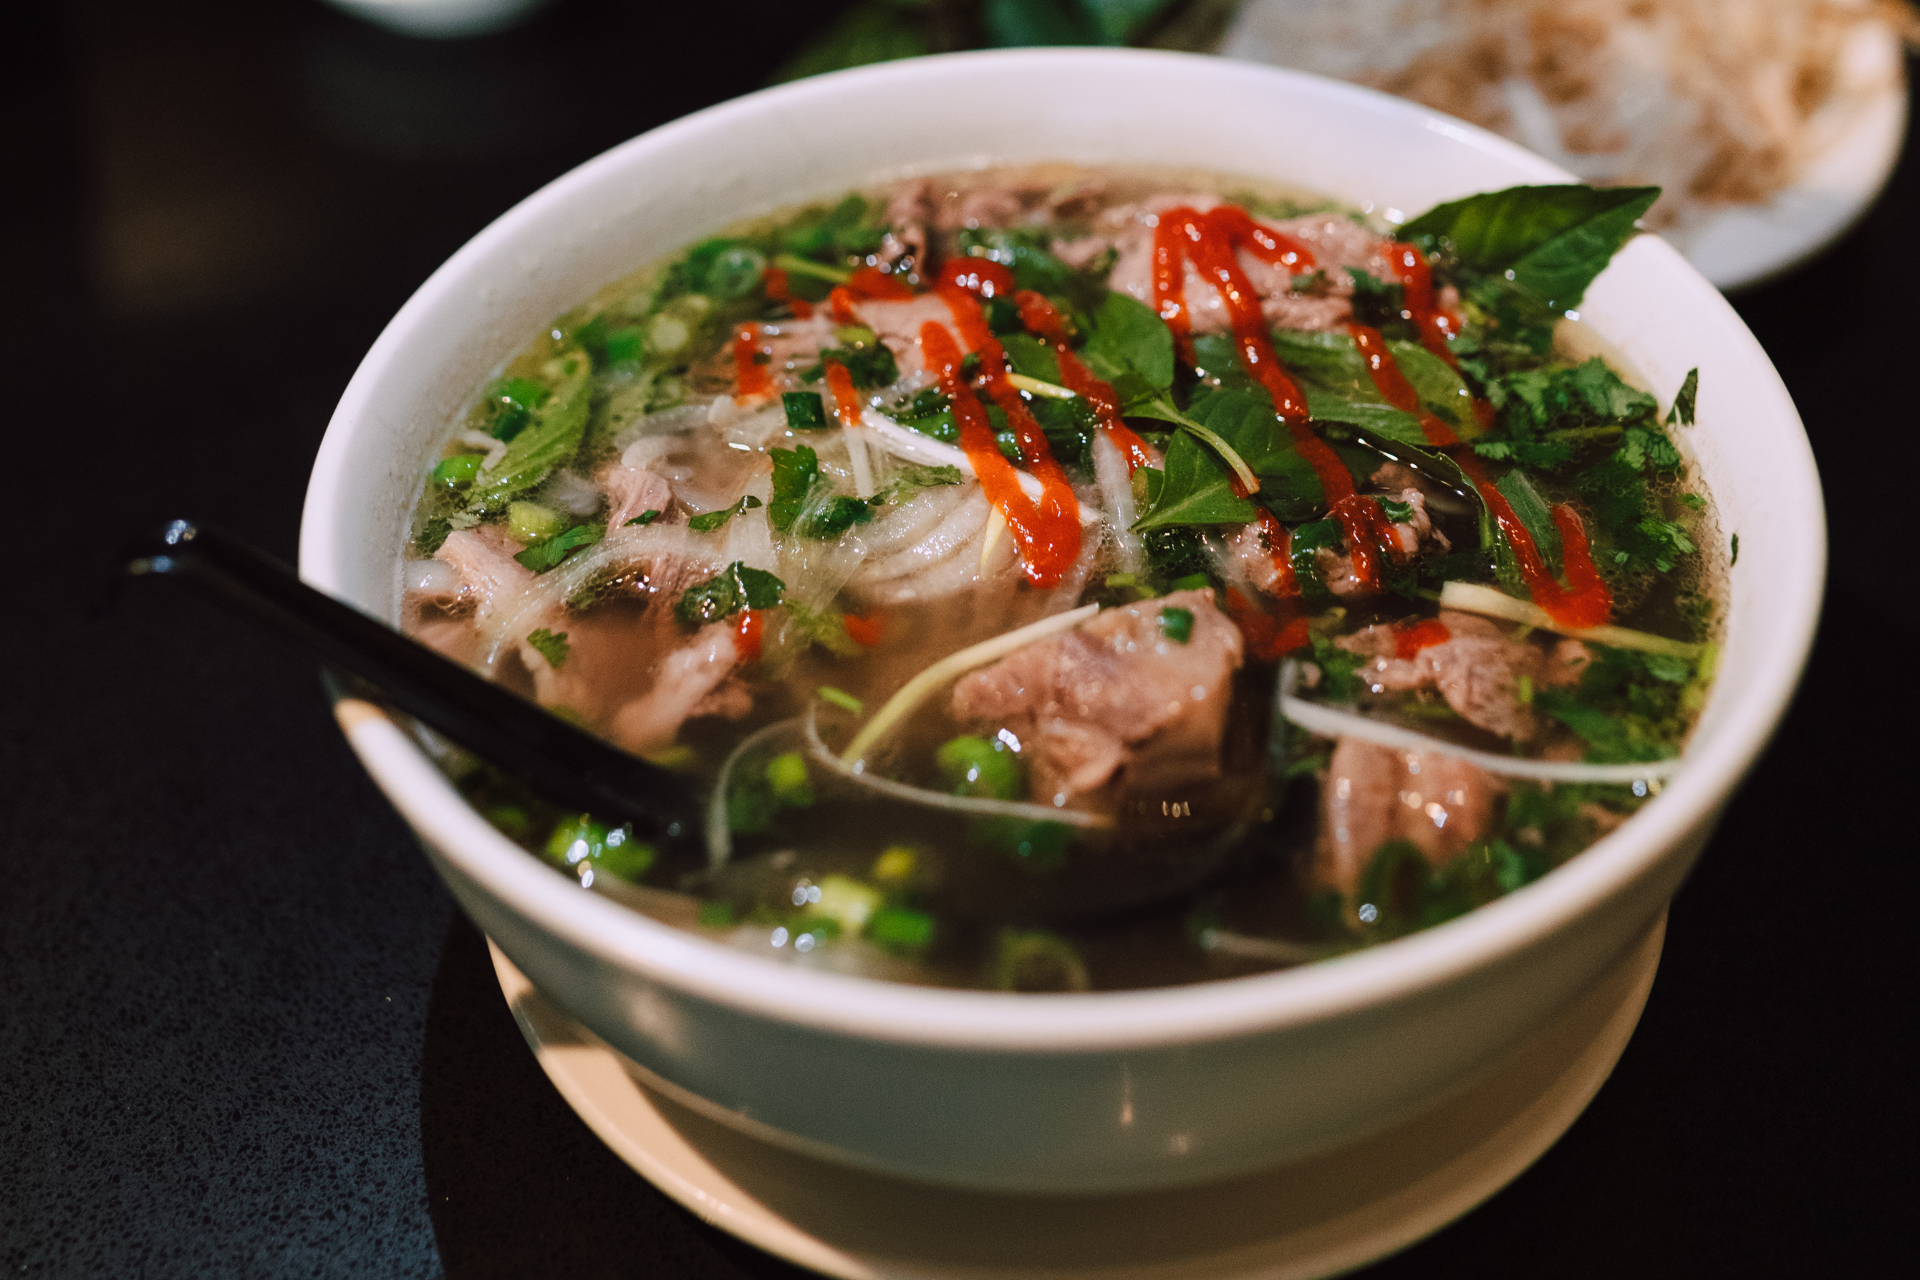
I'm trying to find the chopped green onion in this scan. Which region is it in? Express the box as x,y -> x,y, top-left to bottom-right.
807,874 -> 881,933
763,751 -> 814,809
697,901 -> 737,929
773,252 -> 852,285
432,454 -> 484,488
871,845 -> 916,884
935,735 -> 1023,801
869,906 -> 934,951
1170,573 -> 1212,593
507,500 -> 566,545
783,391 -> 830,431
1158,606 -> 1194,644
526,627 -> 570,668
818,686 -> 864,714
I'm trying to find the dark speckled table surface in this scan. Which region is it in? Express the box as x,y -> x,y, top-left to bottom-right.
4,2 -> 1912,1275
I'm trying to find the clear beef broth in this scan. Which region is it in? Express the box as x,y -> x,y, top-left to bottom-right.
403,165 -> 1722,991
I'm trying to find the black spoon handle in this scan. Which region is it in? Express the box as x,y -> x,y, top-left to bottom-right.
123,520 -> 698,839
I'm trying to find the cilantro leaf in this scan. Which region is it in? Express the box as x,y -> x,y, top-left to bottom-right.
1666,368 -> 1698,425
675,562 -> 786,626
526,628 -> 571,669
624,509 -> 661,527
513,521 -> 605,573
688,494 -> 764,533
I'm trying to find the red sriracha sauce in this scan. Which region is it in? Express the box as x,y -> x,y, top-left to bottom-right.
828,265 -> 917,324
1155,206 -> 1398,592
732,323 -> 773,400
919,311 -> 1082,589
822,359 -> 864,429
761,266 -> 813,319
1394,617 -> 1452,659
1222,586 -> 1311,661
1013,289 -> 1155,472
1344,320 -> 1613,628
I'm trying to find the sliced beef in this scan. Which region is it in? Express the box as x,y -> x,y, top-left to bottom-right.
1102,196 -> 1399,334
1333,610 -> 1584,741
434,526 -> 532,623
606,622 -> 747,756
854,293 -> 964,388
950,588 -> 1244,804
1314,738 -> 1503,896
601,462 -> 675,532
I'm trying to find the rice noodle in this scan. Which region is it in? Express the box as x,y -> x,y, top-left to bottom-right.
1277,662 -> 1683,782
474,523 -> 733,669
856,488 -> 992,585
801,704 -> 1111,829
842,603 -> 1102,764
860,409 -> 1099,525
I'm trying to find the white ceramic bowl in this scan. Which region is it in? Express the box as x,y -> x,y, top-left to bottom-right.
300,49 -> 1824,1194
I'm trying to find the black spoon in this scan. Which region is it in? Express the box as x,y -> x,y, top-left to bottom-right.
117,519 -> 700,841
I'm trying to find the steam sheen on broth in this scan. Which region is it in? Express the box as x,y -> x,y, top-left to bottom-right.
401,167 -> 1720,992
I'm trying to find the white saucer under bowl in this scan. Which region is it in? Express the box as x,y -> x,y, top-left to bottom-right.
488,913 -> 1664,1280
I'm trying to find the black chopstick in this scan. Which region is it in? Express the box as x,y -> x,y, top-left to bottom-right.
119,520 -> 698,841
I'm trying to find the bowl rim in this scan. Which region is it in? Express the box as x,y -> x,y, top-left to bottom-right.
302,47 -> 1825,1053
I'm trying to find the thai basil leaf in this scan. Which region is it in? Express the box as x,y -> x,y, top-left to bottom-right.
1082,291 -> 1175,393
1001,332 -> 1062,383
1304,389 -> 1429,448
1494,470 -> 1563,575
1134,389 -> 1358,530
525,628 -> 570,669
1271,330 -> 1478,435
1398,184 -> 1660,311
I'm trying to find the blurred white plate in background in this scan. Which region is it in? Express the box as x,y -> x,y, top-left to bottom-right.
1221,0 -> 1909,290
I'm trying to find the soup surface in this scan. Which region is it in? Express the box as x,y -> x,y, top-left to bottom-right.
402,166 -> 1720,991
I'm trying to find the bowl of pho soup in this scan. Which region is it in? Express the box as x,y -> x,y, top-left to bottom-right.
301,49 -> 1822,1193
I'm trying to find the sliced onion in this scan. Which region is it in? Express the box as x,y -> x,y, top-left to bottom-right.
1092,432 -> 1143,576
802,704 -> 1110,829
1278,662 -> 1684,782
